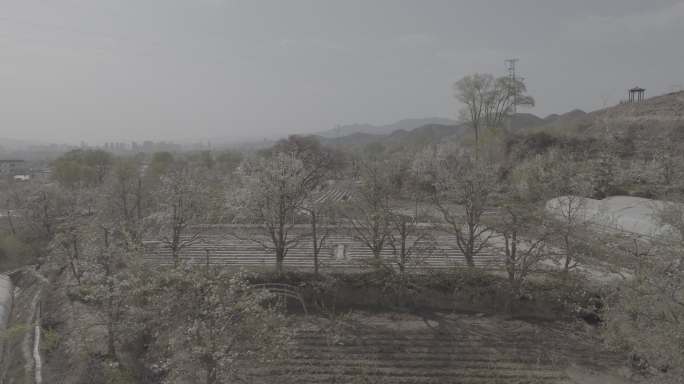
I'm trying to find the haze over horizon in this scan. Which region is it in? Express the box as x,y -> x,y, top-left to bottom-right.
1,0 -> 683,145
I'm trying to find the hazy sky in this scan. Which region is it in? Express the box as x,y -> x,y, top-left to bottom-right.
1,0 -> 683,144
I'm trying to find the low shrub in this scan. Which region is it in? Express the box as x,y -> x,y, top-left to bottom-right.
245,268 -> 599,321
0,234 -> 35,271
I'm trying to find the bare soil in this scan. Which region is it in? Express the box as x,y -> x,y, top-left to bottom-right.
246,311 -> 635,384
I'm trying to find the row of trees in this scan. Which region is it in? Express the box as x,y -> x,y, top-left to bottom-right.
211,73 -> 598,298
3,73 -> 597,297
1,148 -> 294,383
230,136 -> 605,302
25,133 -> 571,299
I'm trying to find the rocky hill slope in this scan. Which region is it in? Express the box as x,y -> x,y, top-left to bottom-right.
532,91 -> 684,138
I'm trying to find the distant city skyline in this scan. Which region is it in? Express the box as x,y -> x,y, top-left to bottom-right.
1,0 -> 683,144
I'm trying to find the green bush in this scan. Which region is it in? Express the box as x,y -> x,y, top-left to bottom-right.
41,327 -> 61,354
0,234 -> 34,271
244,268 -> 599,320
103,360 -> 135,384
0,323 -> 32,342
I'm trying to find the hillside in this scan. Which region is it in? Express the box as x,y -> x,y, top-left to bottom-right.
531,91 -> 684,138
318,123 -> 466,152
592,91 -> 684,126
318,131 -> 386,148
541,109 -> 587,125
318,113 -> 548,152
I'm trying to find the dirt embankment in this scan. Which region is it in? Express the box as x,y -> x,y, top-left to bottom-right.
0,268 -> 48,384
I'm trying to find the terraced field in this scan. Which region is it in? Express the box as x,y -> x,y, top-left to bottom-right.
244,312 -> 627,384
310,181 -> 357,204
143,225 -> 503,270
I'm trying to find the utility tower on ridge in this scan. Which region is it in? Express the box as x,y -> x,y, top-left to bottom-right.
505,58 -> 519,114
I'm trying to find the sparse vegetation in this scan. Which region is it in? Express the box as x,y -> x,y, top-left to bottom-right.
1,5 -> 682,382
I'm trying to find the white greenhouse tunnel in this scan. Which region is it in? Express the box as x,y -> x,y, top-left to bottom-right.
545,195 -> 679,239
0,274 -> 13,331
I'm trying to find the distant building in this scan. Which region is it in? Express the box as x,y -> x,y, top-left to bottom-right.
628,86 -> 646,103
13,174 -> 30,182
0,160 -> 26,176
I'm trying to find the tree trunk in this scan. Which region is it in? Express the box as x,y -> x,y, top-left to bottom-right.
399,221 -> 407,274
42,193 -> 52,238
473,124 -> 480,160
205,359 -> 217,384
313,250 -> 319,276
464,222 -> 477,267
107,303 -> 116,358
311,211 -> 319,275
6,209 -> 16,236
399,252 -> 406,275
464,236 -> 475,268
173,248 -> 180,268
275,249 -> 284,274
464,252 -> 475,267
69,237 -> 81,284
562,235 -> 572,274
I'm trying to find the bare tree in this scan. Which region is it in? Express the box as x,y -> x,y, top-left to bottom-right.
343,161 -> 392,262
144,268 -> 290,384
302,201 -> 332,275
387,212 -> 433,275
525,151 -> 596,273
3,193 -> 17,236
546,195 -> 593,272
603,214 -> 684,378
424,153 -> 496,267
150,160 -> 218,266
651,137 -> 683,187
75,222 -> 140,361
272,135 -> 344,274
383,156 -> 435,274
489,162 -> 552,301
53,149 -> 113,188
454,74 -> 492,152
53,223 -> 84,285
100,158 -> 150,247
454,73 -> 534,155
495,204 -> 548,298
238,154 -> 311,273
483,76 -> 535,130
22,186 -> 67,241
270,134 -> 344,178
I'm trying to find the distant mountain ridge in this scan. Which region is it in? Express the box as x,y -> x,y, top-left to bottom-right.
236,91 -> 684,154
316,117 -> 459,138
316,113 -> 551,151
